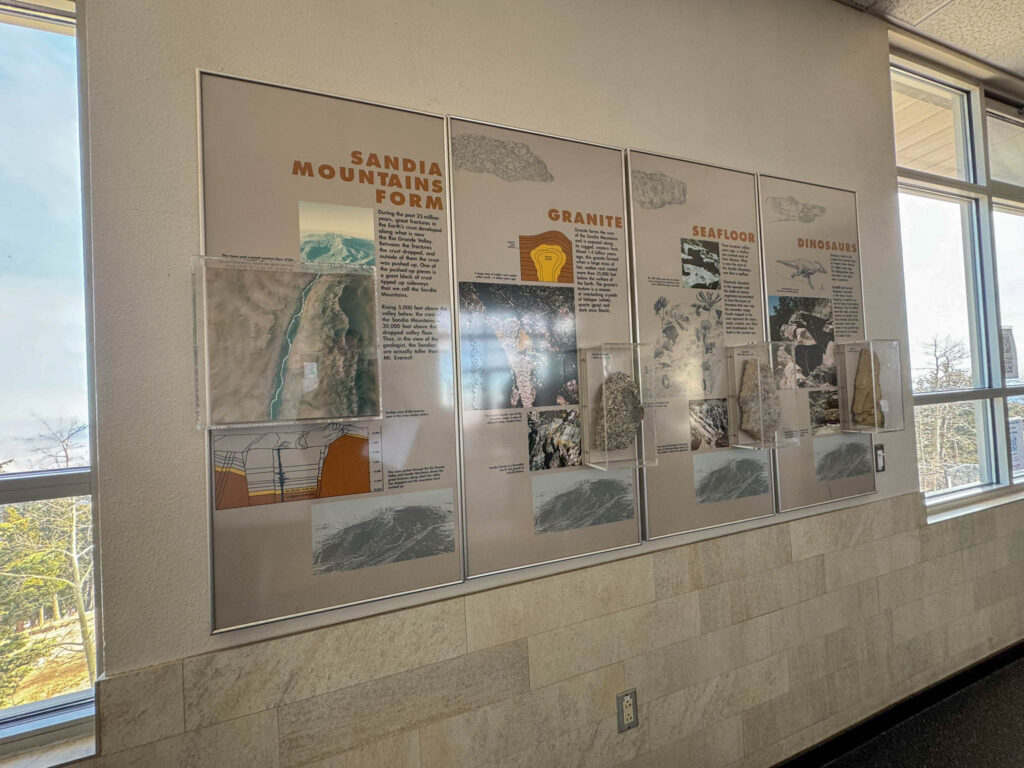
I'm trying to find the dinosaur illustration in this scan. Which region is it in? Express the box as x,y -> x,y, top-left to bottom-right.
778,258 -> 827,290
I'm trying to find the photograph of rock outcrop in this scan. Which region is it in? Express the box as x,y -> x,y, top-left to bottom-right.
528,409 -> 582,471
680,238 -> 721,290
631,169 -> 687,209
298,201 -> 375,266
809,389 -> 841,435
204,262 -> 380,424
689,398 -> 729,450
532,468 -> 634,534
768,295 -> 836,388
693,450 -> 770,504
451,132 -> 553,182
813,433 -> 873,482
652,291 -> 725,397
459,281 -> 578,410
312,488 -> 455,575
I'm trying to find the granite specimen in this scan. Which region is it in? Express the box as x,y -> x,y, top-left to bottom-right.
592,371 -> 644,452
852,348 -> 884,428
738,359 -> 781,442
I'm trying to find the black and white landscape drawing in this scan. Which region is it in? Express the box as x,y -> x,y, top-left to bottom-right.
813,433 -> 873,482
809,389 -> 841,435
298,201 -> 375,266
312,488 -> 455,574
689,398 -> 729,450
680,238 -> 721,290
693,450 -> 770,504
451,132 -> 553,182
528,409 -> 582,471
532,468 -> 634,534
631,169 -> 687,209
459,281 -> 578,410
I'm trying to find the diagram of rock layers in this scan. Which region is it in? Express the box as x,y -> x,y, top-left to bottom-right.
212,423 -> 370,510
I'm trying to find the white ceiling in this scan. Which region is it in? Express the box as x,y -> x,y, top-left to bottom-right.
835,0 -> 1024,79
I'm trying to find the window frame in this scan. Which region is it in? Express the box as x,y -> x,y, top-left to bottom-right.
0,0 -> 99,758
891,54 -> 1024,511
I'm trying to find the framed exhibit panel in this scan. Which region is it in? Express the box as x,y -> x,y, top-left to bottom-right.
450,119 -> 641,577
758,175 -> 875,512
629,151 -> 775,538
198,73 -> 462,630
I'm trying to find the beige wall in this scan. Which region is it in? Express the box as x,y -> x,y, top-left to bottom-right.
82,491 -> 1024,766
81,0 -> 917,677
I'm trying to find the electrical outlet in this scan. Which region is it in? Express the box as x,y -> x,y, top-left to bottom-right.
616,688 -> 638,733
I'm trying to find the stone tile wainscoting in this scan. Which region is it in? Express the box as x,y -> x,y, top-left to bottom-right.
77,491 -> 1024,768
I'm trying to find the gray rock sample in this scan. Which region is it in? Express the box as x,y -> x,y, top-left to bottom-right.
592,371 -> 644,452
738,359 -> 781,443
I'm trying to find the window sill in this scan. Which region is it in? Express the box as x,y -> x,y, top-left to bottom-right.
0,692 -> 94,766
925,483 -> 1024,524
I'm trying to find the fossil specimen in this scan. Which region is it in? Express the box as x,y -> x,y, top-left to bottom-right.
738,359 -> 781,443
852,348 -> 884,428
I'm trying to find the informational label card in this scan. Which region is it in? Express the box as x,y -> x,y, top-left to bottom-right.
200,74 -> 461,629
451,120 -> 639,576
759,176 -> 874,511
630,152 -> 773,536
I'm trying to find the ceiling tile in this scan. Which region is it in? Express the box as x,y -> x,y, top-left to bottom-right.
874,0 -> 952,24
986,39 -> 1024,78
916,0 -> 1024,57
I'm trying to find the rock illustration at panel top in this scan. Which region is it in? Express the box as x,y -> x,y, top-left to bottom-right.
763,195 -> 826,224
520,231 -> 574,284
451,133 -> 553,182
630,169 -> 687,209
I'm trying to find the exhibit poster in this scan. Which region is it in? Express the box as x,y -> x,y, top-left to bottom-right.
451,119 -> 640,576
758,175 -> 875,511
199,73 -> 461,629
629,152 -> 774,537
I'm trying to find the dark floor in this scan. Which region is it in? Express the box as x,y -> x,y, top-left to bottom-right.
824,658 -> 1024,767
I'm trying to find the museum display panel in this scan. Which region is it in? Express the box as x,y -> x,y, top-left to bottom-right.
759,175 -> 876,511
837,339 -> 906,433
629,151 -> 775,537
451,120 -> 641,576
198,73 -> 462,629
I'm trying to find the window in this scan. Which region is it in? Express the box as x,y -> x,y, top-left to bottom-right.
0,0 -> 94,742
892,61 -> 1024,503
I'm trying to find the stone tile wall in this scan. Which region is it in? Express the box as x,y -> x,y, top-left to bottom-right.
78,492 -> 1024,767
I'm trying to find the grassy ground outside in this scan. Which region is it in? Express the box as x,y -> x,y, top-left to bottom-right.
4,613 -> 93,709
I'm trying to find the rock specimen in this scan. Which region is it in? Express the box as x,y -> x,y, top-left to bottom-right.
852,348 -> 884,428
738,359 -> 781,442
592,371 -> 644,452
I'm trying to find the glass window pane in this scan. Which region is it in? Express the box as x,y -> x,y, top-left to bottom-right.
0,22 -> 88,474
891,68 -> 972,181
1008,396 -> 1024,479
0,496 -> 94,710
914,401 -> 992,495
987,113 -> 1024,187
899,191 -> 982,393
995,207 -> 1024,388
